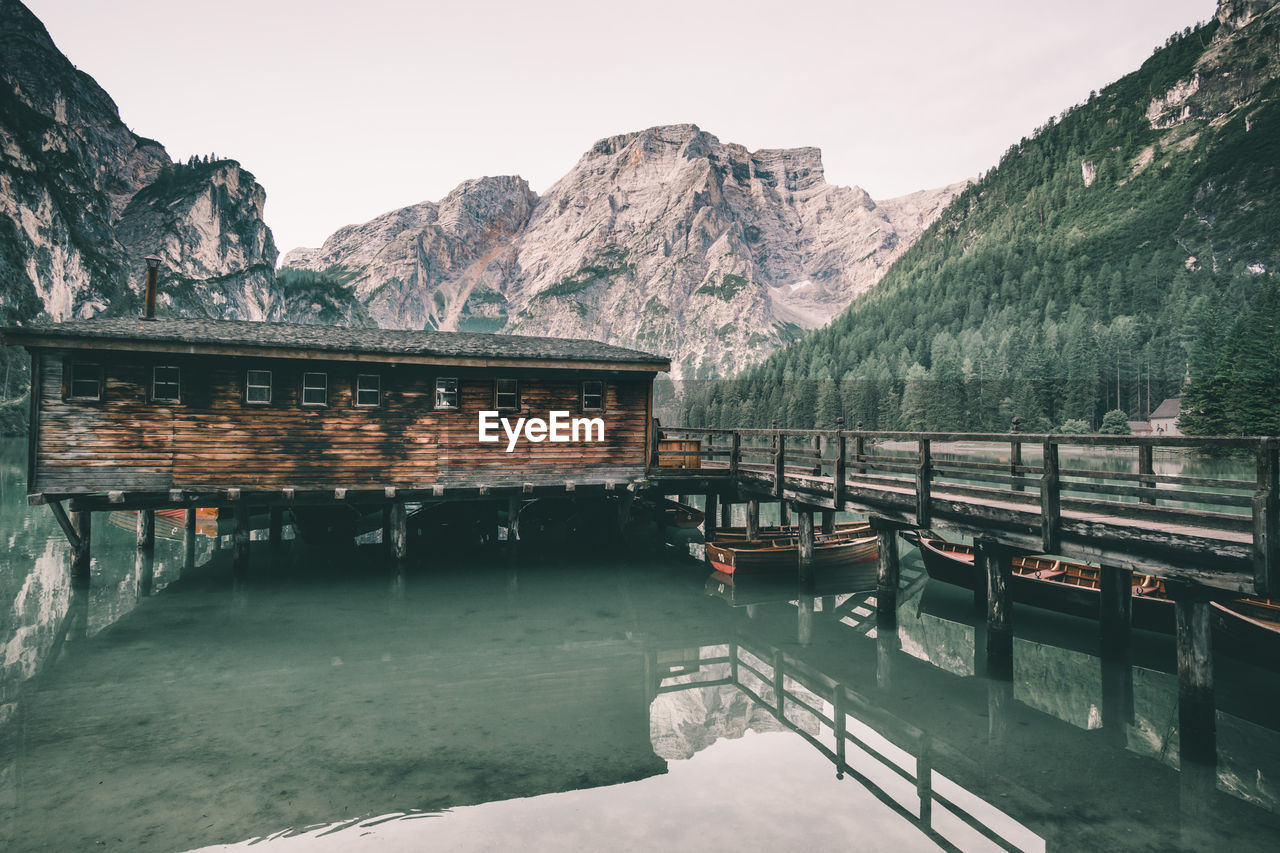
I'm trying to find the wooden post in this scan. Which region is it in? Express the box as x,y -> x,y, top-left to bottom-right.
747,499 -> 760,540
979,537 -> 1013,680
1099,564 -> 1133,657
729,431 -> 741,479
916,437 -> 932,528
834,417 -> 846,510
136,550 -> 154,597
389,500 -> 408,561
720,498 -> 732,529
798,506 -> 815,585
183,515 -> 197,572
649,417 -> 661,471
507,497 -> 521,548
269,506 -> 284,549
774,427 -> 786,499
233,501 -> 250,575
1173,587 -> 1215,765
704,492 -> 719,545
184,507 -> 197,536
873,519 -> 899,628
1253,437 -> 1278,596
1138,444 -> 1156,505
1100,654 -> 1135,746
70,501 -> 91,584
1040,440 -> 1061,553
136,509 -> 155,552
820,510 -> 835,535
854,421 -> 866,477
779,501 -> 791,526
811,434 -> 822,476
1010,417 -> 1023,493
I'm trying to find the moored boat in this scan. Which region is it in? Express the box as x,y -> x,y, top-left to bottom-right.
706,531 -> 877,576
713,520 -> 870,542
637,497 -> 705,529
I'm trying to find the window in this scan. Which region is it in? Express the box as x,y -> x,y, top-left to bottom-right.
495,378 -> 518,411
152,365 -> 181,403
355,374 -> 381,407
582,380 -> 604,411
302,372 -> 328,406
67,361 -> 102,401
246,369 -> 272,404
435,377 -> 458,410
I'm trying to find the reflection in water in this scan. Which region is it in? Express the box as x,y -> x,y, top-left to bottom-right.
1,438 -> 1279,852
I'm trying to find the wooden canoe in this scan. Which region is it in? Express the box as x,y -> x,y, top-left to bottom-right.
902,531 -> 1280,669
714,520 -> 870,542
706,531 -> 877,576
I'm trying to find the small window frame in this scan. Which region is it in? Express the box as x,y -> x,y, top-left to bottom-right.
245,369 -> 272,405
434,377 -> 459,411
494,378 -> 519,412
66,360 -> 103,402
151,365 -> 181,404
581,380 -> 604,412
355,373 -> 381,408
301,371 -> 329,407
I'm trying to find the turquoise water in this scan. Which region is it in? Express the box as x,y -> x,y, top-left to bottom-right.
1,439 -> 1278,852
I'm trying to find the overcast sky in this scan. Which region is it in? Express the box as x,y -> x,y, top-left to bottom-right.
27,0 -> 1217,256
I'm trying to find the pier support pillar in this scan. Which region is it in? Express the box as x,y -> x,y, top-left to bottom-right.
703,492 -> 719,546
232,501 -> 250,575
389,500 -> 408,562
720,498 -> 732,529
797,506 -> 815,586
136,549 -> 154,598
978,537 -> 1014,680
1173,586 -> 1215,765
746,499 -> 760,540
507,498 -> 521,550
136,509 -> 155,552
820,510 -> 835,535
1099,564 -> 1133,657
872,519 -> 900,629
70,502 -> 91,584
1100,654 -> 1134,746
779,501 -> 791,527
269,507 -> 284,549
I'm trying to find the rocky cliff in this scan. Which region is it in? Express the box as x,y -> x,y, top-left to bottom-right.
284,126 -> 965,378
0,0 -> 279,329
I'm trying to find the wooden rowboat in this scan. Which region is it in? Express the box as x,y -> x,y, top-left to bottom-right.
902,530 -> 1280,669
706,531 -> 877,576
637,497 -> 705,529
713,520 -> 870,542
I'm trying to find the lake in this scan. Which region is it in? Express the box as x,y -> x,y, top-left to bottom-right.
1,438 -> 1278,852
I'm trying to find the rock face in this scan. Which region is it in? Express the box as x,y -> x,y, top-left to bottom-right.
0,0 -> 278,326
284,125 -> 965,378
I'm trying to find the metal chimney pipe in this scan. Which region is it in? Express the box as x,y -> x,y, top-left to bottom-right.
142,255 -> 161,320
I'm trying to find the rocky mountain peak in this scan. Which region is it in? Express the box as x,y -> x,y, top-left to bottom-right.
1217,0 -> 1278,31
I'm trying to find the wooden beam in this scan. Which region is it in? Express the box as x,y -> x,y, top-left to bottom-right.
48,500 -> 81,551
1040,440 -> 1061,553
916,437 -> 932,528
1254,437 -> 1278,596
747,499 -> 760,540
875,524 -> 899,629
1173,587 -> 1215,765
1099,565 -> 1132,656
1138,444 -> 1155,505
704,492 -> 719,546
834,419 -> 846,510
979,537 -> 1013,680
719,498 -> 732,528
729,431 -> 741,480
820,510 -> 835,535
774,429 -> 785,499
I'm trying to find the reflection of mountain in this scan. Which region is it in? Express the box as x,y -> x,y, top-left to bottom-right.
649,644 -> 796,760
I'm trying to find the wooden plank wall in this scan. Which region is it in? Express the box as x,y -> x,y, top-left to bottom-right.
33,351 -> 652,493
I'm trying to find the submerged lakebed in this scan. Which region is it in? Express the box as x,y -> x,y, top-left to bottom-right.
1,440 -> 1278,852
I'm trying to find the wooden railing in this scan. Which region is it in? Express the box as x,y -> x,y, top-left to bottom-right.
649,423 -> 1279,594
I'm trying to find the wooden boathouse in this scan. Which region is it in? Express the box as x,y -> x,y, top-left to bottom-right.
2,313 -> 668,566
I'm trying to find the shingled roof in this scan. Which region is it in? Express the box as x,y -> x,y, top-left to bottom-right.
1,317 -> 670,370
1150,398 -> 1181,420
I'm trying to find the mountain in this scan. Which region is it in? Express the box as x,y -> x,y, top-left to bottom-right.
681,0 -> 1280,435
0,0 -> 287,414
282,125 -> 965,379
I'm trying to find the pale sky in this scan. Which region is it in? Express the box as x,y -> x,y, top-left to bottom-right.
26,0 -> 1218,257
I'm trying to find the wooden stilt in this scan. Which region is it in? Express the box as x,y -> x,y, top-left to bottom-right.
269,506 -> 284,549
136,550 -> 154,597
1099,564 -> 1132,657
720,498 -> 732,529
1174,590 -> 1215,764
874,522 -> 899,628
798,507 -> 815,585
979,537 -> 1013,680
390,500 -> 408,562
704,492 -> 719,546
183,519 -> 197,572
70,502 -> 91,583
779,501 -> 791,526
136,509 -> 155,552
233,501 -> 250,574
507,497 -> 521,548
184,507 -> 196,535
820,510 -> 835,535
747,499 -> 760,540
1100,654 -> 1134,746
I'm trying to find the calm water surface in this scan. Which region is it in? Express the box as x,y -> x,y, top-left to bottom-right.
1,439 -> 1278,852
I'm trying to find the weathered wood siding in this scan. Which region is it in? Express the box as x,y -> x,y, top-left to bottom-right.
32,350 -> 653,494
